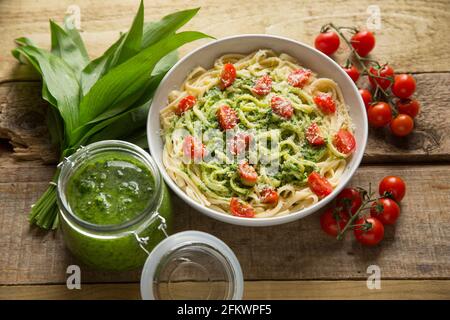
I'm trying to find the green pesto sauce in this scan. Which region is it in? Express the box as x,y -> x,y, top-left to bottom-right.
66,152 -> 155,225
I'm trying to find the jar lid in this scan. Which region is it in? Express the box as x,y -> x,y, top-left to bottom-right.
140,231 -> 243,300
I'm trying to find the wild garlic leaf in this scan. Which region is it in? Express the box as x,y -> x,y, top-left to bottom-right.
63,16 -> 89,60
78,31 -> 211,124
50,20 -> 89,76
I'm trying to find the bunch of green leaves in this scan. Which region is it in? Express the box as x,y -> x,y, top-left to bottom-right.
11,1 -> 211,229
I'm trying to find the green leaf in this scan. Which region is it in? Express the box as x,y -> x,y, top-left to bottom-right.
122,128 -> 148,149
78,31 -> 211,124
49,20 -> 89,76
63,16 -> 89,60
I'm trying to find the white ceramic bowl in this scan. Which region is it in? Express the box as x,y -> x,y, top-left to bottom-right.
147,34 -> 368,227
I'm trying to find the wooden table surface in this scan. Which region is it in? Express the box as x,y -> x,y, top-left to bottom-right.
0,0 -> 449,300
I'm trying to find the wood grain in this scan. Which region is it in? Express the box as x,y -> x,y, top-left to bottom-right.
1,159 -> 449,285
1,0 -> 450,82
1,280 -> 449,300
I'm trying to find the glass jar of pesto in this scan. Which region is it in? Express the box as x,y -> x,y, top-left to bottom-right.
57,140 -> 172,271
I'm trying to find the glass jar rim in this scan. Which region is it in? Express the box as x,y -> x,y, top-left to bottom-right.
56,140 -> 163,233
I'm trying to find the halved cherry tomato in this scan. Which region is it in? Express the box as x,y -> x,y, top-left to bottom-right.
336,187 -> 362,215
396,99 -> 420,118
368,65 -> 394,90
359,89 -> 372,109
287,69 -> 312,88
379,176 -> 406,202
229,133 -> 252,155
333,129 -> 356,154
351,30 -> 376,57
343,65 -> 360,82
238,161 -> 258,186
390,114 -> 414,137
219,63 -> 236,89
252,75 -> 272,96
370,198 -> 401,225
271,95 -> 294,119
182,136 -> 205,161
176,95 -> 196,115
306,123 -> 325,146
315,31 -> 340,55
353,217 -> 384,246
320,207 -> 349,237
367,102 -> 392,127
230,197 -> 255,218
260,188 -> 279,204
308,172 -> 333,198
217,105 -> 238,130
392,74 -> 416,99
314,92 -> 336,114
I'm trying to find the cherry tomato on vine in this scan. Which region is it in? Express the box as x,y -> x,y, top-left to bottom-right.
320,208 -> 349,237
368,65 -> 394,90
230,198 -> 255,218
359,89 -> 372,109
392,74 -> 416,99
351,30 -> 376,57
379,176 -> 406,202
343,65 -> 360,82
219,63 -> 236,89
390,114 -> 414,137
353,217 -> 384,246
315,31 -> 340,55
336,187 -> 362,215
308,172 -> 333,198
370,198 -> 401,225
333,129 -> 356,154
396,99 -> 420,118
367,102 -> 392,127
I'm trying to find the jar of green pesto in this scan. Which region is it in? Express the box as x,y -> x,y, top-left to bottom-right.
57,140 -> 172,271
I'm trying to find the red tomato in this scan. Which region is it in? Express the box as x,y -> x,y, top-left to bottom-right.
369,65 -> 394,90
353,217 -> 384,246
252,75 -> 272,96
315,31 -> 340,55
370,198 -> 401,225
392,74 -> 416,99
306,123 -> 325,146
333,129 -> 356,154
390,114 -> 414,137
379,176 -> 406,202
308,172 -> 333,198
238,161 -> 258,186
314,92 -> 336,114
343,65 -> 360,82
230,197 -> 255,218
336,187 -> 362,215
176,95 -> 196,115
351,30 -> 376,57
229,133 -> 251,155
396,99 -> 420,118
271,95 -> 294,119
359,89 -> 372,109
287,69 -> 312,88
182,136 -> 205,161
217,105 -> 238,130
367,102 -> 392,127
320,208 -> 349,237
260,188 -> 279,204
219,63 -> 236,89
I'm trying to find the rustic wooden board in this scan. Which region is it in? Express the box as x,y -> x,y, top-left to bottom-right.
1,280 -> 449,300
1,157 -> 449,285
1,74 -> 449,163
1,0 -> 450,82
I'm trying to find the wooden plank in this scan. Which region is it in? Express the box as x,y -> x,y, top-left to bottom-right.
1,162 -> 449,285
0,280 -> 449,299
1,0 -> 450,82
1,73 -> 449,164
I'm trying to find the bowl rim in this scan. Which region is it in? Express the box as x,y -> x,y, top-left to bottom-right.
147,34 -> 368,227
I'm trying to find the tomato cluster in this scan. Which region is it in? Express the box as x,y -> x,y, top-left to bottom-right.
314,24 -> 420,138
320,176 -> 406,246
